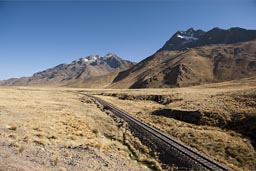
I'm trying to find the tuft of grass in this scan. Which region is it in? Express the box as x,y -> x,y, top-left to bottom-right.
7,125 -> 17,131
122,129 -> 162,170
50,156 -> 59,166
58,167 -> 67,171
92,128 -> 99,135
33,140 -> 45,146
18,145 -> 25,153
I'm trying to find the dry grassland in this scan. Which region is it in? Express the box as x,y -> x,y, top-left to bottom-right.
0,87 -> 151,171
84,77 -> 256,171
1,77 -> 255,171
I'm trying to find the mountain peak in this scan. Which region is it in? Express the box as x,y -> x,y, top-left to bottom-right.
77,54 -> 121,65
111,27 -> 256,89
160,27 -> 256,51
87,54 -> 99,58
211,27 -> 223,31
104,53 -> 117,58
0,53 -> 135,86
186,27 -> 195,33
85,55 -> 99,61
176,30 -> 199,41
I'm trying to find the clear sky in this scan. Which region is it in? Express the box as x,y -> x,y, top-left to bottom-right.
0,0 -> 255,80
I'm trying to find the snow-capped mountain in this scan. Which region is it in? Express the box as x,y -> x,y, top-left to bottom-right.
111,27 -> 256,88
160,27 -> 256,51
176,28 -> 203,41
76,55 -> 99,64
0,53 -> 135,86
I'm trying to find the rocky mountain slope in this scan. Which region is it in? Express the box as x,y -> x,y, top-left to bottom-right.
0,53 -> 135,87
160,27 -> 256,51
111,27 -> 256,88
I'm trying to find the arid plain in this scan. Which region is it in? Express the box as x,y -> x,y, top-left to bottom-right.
0,87 -> 155,171
84,77 -> 256,171
0,77 -> 255,171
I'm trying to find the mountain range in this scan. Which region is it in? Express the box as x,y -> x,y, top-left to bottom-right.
111,27 -> 256,88
1,27 -> 256,88
0,53 -> 135,87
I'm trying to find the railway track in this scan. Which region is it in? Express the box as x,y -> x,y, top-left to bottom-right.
86,94 -> 234,171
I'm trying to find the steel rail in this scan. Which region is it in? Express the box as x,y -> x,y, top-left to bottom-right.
85,94 -> 234,171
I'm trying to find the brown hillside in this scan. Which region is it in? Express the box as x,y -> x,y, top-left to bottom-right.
66,69 -> 123,88
111,41 -> 256,88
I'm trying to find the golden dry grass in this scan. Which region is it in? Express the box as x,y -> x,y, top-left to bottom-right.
0,87 -> 150,171
1,77 -> 255,170
83,77 -> 256,171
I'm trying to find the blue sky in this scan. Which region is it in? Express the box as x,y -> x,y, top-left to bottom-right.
0,0 -> 255,80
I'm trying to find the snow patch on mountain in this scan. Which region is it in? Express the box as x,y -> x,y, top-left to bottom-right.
82,58 -> 89,62
177,34 -> 198,41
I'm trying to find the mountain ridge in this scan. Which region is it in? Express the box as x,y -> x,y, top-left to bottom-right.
159,27 -> 256,51
111,27 -> 256,88
0,53 -> 135,87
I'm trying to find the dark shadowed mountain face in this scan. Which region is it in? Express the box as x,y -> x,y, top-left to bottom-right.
160,27 -> 256,51
0,53 -> 135,86
110,27 -> 256,89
